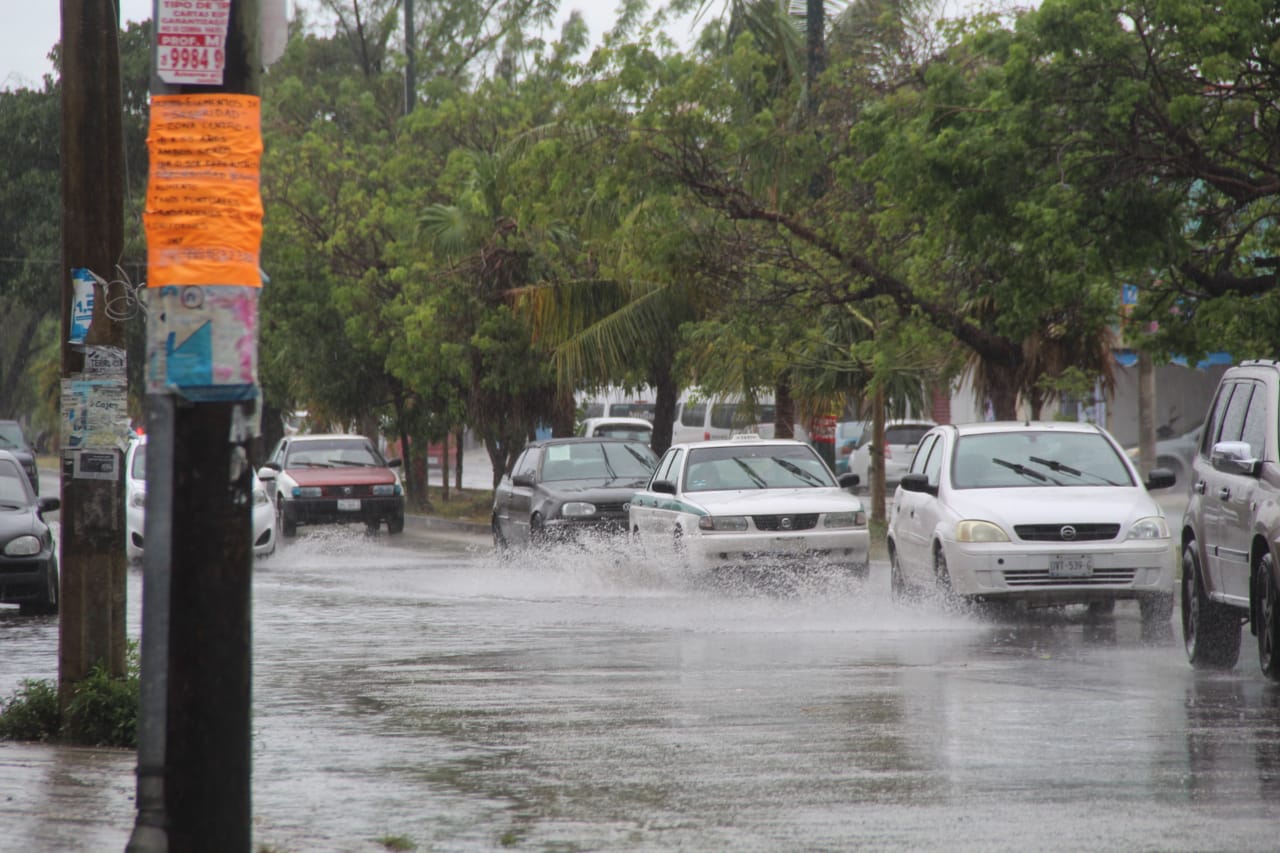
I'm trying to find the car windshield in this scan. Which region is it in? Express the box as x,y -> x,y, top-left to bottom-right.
0,423 -> 24,449
0,461 -> 30,506
286,440 -> 384,468
951,431 -> 1134,489
540,441 -> 657,482
684,444 -> 836,492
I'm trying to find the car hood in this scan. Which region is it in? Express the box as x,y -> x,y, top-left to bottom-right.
684,487 -> 864,515
940,485 -> 1163,526
0,506 -> 43,536
287,467 -> 398,486
540,479 -> 650,499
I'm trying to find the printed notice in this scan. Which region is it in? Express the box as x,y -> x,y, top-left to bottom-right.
156,0 -> 231,85
144,94 -> 263,289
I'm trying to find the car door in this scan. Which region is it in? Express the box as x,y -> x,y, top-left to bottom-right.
1217,381 -> 1267,604
634,448 -> 682,543
503,448 -> 540,544
892,431 -> 941,578
1202,381 -> 1253,596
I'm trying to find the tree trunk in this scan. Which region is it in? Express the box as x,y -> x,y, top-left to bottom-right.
454,428 -> 464,491
869,385 -> 887,526
0,312 -> 39,417
1137,351 -> 1157,476
650,357 -> 678,455
440,431 -> 450,502
774,377 -> 795,439
551,385 -> 576,437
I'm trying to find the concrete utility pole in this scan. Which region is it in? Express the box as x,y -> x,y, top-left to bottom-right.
59,0 -> 129,695
129,1 -> 262,851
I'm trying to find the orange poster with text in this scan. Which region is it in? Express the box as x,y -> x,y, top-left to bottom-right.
144,93 -> 263,287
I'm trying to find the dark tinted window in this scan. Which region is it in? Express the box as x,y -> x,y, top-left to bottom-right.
1218,382 -> 1255,444
885,425 -> 933,446
680,402 -> 706,427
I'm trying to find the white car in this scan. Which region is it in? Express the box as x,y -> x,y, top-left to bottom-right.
576,416 -> 654,444
887,421 -> 1177,627
629,435 -> 869,575
125,436 -> 276,561
847,419 -> 935,492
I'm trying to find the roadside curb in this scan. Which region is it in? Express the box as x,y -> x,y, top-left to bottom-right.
404,513 -> 489,535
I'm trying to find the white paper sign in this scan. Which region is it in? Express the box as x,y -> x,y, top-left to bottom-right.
156,0 -> 232,86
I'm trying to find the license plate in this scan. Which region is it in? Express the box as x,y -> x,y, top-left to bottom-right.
337,498 -> 361,511
1049,555 -> 1093,577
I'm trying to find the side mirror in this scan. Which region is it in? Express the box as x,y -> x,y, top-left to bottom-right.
257,467 -> 277,482
386,458 -> 403,469
837,472 -> 860,490
37,496 -> 60,513
651,479 -> 677,495
1145,467 -> 1176,491
512,472 -> 536,488
1210,441 -> 1259,477
898,472 -> 936,496
262,461 -> 282,472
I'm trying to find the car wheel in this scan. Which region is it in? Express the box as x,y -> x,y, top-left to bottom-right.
492,516 -> 508,551
1256,552 -> 1280,682
1181,541 -> 1241,669
889,544 -> 909,601
530,513 -> 548,547
933,544 -> 955,598
387,513 -> 404,535
277,500 -> 297,539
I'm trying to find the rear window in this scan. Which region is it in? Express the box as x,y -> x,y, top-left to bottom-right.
885,425 -> 932,446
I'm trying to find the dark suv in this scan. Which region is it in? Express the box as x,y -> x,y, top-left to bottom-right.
1181,361 -> 1280,680
0,420 -> 38,496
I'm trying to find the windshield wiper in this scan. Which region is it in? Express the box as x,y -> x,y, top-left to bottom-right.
290,461 -> 332,468
1027,456 -> 1120,486
328,458 -> 376,467
730,458 -> 769,489
991,457 -> 1052,483
769,456 -> 826,487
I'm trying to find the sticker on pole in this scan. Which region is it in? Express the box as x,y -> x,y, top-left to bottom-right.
156,0 -> 232,86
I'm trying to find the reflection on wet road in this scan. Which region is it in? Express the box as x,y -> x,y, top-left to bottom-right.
3,528 -> 1280,851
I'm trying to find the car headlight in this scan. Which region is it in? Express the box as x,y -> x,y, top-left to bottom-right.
560,502 -> 597,518
4,535 -> 41,557
698,515 -> 748,531
824,511 -> 866,529
1127,516 -> 1170,540
253,488 -> 270,507
293,486 -> 322,498
955,520 -> 1009,543
130,490 -> 146,509
372,484 -> 398,497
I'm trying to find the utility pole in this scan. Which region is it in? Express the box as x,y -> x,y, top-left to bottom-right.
59,0 -> 129,698
129,1 -> 262,851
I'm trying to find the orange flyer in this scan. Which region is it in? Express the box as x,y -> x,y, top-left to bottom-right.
144,93 -> 263,287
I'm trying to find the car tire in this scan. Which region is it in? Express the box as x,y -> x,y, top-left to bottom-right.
529,513 -> 547,547
1256,552 -> 1280,682
933,544 -> 956,599
1181,541 -> 1241,669
889,544 -> 910,601
278,500 -> 297,539
492,516 -> 508,551
20,559 -> 58,617
387,513 -> 404,535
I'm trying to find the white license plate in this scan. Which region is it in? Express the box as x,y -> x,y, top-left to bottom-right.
1049,555 -> 1093,577
337,498 -> 361,511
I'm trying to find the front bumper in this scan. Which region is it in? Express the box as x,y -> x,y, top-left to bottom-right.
0,552 -> 55,605
688,528 -> 870,569
942,538 -> 1177,604
283,495 -> 404,528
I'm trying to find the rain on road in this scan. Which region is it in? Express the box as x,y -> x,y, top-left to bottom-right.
2,524 -> 1280,852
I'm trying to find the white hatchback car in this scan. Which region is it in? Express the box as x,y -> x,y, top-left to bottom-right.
887,421 -> 1177,627
125,436 -> 276,561
848,419 -> 935,492
629,435 -> 869,575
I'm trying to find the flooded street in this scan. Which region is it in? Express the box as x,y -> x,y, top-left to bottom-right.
3,524 -> 1280,851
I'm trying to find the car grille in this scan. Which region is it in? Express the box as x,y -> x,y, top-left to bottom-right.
1002,568 -> 1136,586
752,514 -> 819,532
1013,523 -> 1120,542
594,502 -> 628,515
319,484 -> 379,498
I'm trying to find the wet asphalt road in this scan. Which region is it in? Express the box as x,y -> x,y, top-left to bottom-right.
3,509 -> 1280,852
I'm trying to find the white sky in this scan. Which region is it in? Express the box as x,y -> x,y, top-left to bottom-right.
0,1 -> 634,91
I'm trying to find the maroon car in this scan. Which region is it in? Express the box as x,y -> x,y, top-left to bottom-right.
260,434 -> 405,537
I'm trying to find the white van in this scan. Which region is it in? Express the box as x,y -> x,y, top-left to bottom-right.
672,392 -> 791,443
578,387 -> 657,422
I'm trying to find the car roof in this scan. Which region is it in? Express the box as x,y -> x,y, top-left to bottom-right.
946,420 -> 1106,436
581,417 -> 653,428
668,435 -> 811,452
529,436 -> 652,448
289,433 -> 372,443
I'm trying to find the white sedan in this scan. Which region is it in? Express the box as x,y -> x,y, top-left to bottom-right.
629,435 -> 869,575
887,421 -> 1177,628
125,436 -> 276,561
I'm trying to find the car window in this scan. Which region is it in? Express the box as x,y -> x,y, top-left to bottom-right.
131,444 -> 147,479
0,423 -> 26,449
592,424 -> 652,442
908,434 -> 937,475
1241,385 -> 1269,460
922,436 -> 944,487
683,444 -> 836,492
609,403 -> 654,420
512,448 -> 539,481
1217,381 -> 1255,444
951,431 -> 1134,489
680,402 -> 706,428
0,461 -> 29,503
885,425 -> 932,445
1201,382 -> 1236,455
268,439 -> 286,465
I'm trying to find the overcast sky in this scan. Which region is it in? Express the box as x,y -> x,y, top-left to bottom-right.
0,1 -> 637,91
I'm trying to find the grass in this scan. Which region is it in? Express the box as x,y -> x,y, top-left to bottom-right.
0,642 -> 140,748
417,487 -> 493,525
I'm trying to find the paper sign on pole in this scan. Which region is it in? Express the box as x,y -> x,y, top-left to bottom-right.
156,0 -> 232,86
